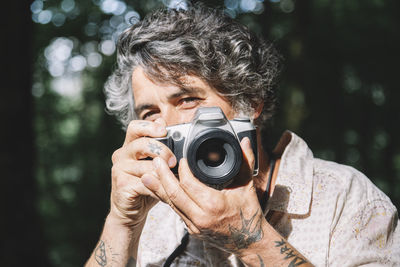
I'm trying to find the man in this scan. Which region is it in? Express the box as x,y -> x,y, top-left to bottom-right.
86,3 -> 399,267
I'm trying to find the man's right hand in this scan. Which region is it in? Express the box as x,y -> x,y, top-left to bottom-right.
108,118 -> 176,229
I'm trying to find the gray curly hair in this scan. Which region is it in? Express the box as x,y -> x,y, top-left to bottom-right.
104,3 -> 282,130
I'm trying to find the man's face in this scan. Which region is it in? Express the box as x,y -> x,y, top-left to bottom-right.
132,67 -> 236,126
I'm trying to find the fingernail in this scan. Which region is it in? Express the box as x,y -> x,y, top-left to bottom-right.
153,157 -> 161,168
168,156 -> 176,167
157,126 -> 165,133
242,137 -> 250,147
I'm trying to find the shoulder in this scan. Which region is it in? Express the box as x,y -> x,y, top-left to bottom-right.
312,157 -> 395,210
312,159 -> 400,265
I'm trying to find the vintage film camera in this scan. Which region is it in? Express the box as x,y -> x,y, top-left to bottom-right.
156,107 -> 258,189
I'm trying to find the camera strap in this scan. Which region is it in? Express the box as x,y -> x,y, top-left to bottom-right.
261,156 -> 276,215
163,229 -> 189,267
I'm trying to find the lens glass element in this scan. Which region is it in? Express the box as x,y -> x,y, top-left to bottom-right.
187,128 -> 242,188
196,139 -> 227,167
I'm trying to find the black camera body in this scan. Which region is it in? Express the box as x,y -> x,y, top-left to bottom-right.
157,107 -> 258,189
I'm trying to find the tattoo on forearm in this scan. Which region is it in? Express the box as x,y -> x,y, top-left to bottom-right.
95,240 -> 107,267
94,240 -> 119,267
257,254 -> 265,267
275,238 -> 308,267
148,142 -> 162,155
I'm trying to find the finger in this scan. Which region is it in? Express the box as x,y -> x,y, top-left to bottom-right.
125,137 -> 176,167
241,137 -> 255,171
154,117 -> 166,128
112,171 -> 160,200
178,159 -> 230,215
141,172 -> 199,232
152,157 -> 202,217
113,159 -> 155,177
226,137 -> 254,188
123,119 -> 167,146
178,158 -> 217,206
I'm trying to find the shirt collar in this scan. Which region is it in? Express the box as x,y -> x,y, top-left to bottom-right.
266,131 -> 314,215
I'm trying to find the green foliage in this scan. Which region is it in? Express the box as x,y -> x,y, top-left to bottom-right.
31,0 -> 400,265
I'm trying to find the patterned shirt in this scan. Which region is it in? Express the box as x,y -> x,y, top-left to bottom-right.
136,131 -> 400,266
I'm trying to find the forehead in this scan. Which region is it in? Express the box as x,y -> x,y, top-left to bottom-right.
131,67 -> 174,98
131,66 -> 213,99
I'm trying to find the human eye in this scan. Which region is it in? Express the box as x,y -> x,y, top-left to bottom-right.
178,97 -> 202,109
141,110 -> 159,120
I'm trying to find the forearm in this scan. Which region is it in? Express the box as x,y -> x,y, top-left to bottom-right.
239,220 -> 314,267
85,214 -> 145,267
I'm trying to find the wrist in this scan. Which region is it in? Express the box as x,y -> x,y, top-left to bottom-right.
108,199 -> 152,228
103,212 -> 147,256
106,209 -> 147,233
239,220 -> 313,267
236,219 -> 278,265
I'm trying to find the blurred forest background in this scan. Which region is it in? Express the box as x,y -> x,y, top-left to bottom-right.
2,0 -> 399,266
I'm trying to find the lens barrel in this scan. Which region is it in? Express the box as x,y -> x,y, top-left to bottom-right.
187,128 -> 242,189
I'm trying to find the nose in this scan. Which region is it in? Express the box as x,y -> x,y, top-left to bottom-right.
162,107 -> 185,126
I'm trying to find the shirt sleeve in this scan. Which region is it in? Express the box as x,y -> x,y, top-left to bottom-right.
328,199 -> 400,266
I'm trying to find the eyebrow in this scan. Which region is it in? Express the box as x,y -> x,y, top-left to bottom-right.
134,86 -> 206,117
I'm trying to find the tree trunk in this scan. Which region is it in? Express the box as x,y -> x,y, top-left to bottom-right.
0,1 -> 49,266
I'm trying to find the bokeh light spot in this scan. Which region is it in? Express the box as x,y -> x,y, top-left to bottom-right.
52,13 -> 66,27
225,0 -> 240,10
69,55 -> 87,72
125,11 -> 140,25
32,82 -> 45,98
280,0 -> 295,13
344,129 -> 359,145
343,66 -> 361,93
163,0 -> 188,10
61,0 -> 75,13
371,84 -> 385,106
85,22 -> 98,37
51,75 -> 83,99
38,10 -> 53,24
373,130 -> 389,150
346,147 -> 360,164
100,40 -> 116,55
240,0 -> 257,12
87,52 -> 103,67
101,0 -> 126,15
31,0 -> 43,14
45,37 -> 74,62
110,15 -> 124,28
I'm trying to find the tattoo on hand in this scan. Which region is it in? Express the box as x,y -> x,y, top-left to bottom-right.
148,142 -> 162,155
229,209 -> 263,249
198,209 -> 263,253
139,121 -> 150,127
275,238 -> 308,267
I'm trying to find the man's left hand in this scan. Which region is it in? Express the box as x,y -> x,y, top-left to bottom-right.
141,137 -> 264,255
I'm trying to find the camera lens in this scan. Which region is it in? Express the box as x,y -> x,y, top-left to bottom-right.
187,129 -> 242,189
197,139 -> 227,167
